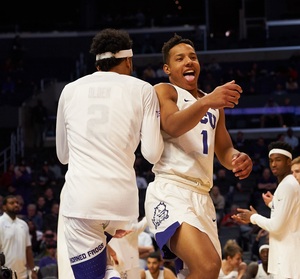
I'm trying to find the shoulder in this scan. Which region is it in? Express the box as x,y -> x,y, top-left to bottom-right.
17,217 -> 29,227
163,267 -> 176,278
140,269 -> 147,279
154,83 -> 182,104
281,174 -> 299,190
122,74 -> 153,88
245,261 -> 259,276
154,82 -> 177,95
154,82 -> 174,90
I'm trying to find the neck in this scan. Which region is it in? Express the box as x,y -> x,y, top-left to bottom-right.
222,260 -> 234,274
277,171 -> 291,183
6,212 -> 16,220
262,262 -> 268,273
150,269 -> 160,279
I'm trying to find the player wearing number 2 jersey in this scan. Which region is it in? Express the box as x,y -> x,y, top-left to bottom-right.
144,34 -> 253,279
56,28 -> 163,279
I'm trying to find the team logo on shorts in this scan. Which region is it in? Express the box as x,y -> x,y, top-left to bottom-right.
120,271 -> 128,279
152,201 -> 169,229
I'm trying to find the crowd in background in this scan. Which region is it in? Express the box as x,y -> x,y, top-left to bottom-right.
0,125 -> 298,271
0,30 -> 300,279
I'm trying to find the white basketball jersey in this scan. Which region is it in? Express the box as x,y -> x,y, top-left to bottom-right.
153,84 -> 219,192
145,269 -> 164,279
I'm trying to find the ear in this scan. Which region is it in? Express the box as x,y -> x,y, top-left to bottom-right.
126,57 -> 132,68
163,63 -> 170,75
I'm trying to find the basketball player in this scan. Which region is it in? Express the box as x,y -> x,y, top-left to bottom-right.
144,34 -> 253,279
233,141 -> 300,279
242,244 -> 271,279
56,28 -> 163,279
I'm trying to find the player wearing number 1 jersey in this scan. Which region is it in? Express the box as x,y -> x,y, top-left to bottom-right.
144,34 -> 253,279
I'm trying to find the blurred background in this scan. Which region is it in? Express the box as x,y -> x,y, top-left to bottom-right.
0,0 -> 300,168
0,0 -> 299,265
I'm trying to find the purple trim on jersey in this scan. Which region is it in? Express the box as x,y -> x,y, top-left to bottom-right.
174,257 -> 184,274
105,231 -> 113,243
155,221 -> 180,259
71,247 -> 106,279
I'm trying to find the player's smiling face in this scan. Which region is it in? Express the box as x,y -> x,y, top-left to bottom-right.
269,154 -> 291,177
164,43 -> 200,91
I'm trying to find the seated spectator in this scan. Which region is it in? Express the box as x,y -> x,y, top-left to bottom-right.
37,229 -> 57,260
13,160 -> 32,205
213,168 -> 236,212
36,195 -> 47,217
43,187 -> 59,214
0,163 -> 15,196
250,228 -> 269,261
243,244 -> 270,279
27,220 -> 43,257
250,167 -> 277,217
281,97 -> 295,127
156,62 -> 168,80
260,98 -> 283,128
256,167 -> 277,194
142,64 -> 156,81
43,202 -> 59,232
38,240 -> 57,269
233,131 -> 250,154
272,82 -> 287,96
221,204 -> 252,251
138,226 -> 155,269
285,76 -> 299,92
23,203 -> 43,231
36,161 -> 57,189
283,127 -> 299,153
219,239 -> 247,279
249,137 -> 269,169
210,185 -> 225,227
140,251 -> 177,279
1,75 -> 15,96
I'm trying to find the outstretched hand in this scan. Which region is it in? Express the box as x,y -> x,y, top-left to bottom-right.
209,80 -> 242,109
231,205 -> 257,224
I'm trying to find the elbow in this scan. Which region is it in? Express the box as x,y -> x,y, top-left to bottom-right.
161,120 -> 185,138
56,153 -> 69,165
143,148 -> 163,164
163,127 -> 183,138
141,138 -> 164,164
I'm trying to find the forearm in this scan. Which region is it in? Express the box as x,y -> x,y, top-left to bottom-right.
26,246 -> 35,270
161,99 -> 209,137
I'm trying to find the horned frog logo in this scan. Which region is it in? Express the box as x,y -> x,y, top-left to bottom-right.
152,202 -> 169,229
120,271 -> 127,279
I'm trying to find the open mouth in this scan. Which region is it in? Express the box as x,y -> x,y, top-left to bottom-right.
183,71 -> 195,82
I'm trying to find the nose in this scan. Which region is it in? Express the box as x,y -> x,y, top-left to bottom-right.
184,57 -> 193,65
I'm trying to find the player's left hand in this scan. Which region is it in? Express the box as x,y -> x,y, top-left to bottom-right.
232,152 -> 253,179
113,229 -> 133,238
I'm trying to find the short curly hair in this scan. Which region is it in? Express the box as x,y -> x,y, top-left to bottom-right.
161,33 -> 194,64
90,28 -> 133,71
268,141 -> 293,154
